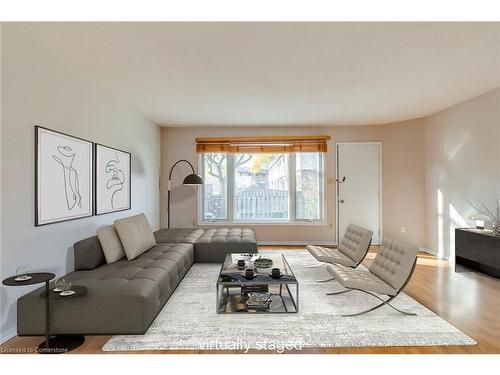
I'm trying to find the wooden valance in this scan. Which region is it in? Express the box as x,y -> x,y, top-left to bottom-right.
195,135 -> 331,153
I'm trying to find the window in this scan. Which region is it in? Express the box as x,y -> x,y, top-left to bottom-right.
201,152 -> 324,223
296,153 -> 321,220
202,153 -> 228,221
234,154 -> 289,221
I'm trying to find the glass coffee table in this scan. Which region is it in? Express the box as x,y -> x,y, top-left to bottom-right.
217,253 -> 299,314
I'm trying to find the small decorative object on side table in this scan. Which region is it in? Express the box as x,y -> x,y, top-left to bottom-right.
470,214 -> 486,230
467,198 -> 500,236
2,272 -> 87,354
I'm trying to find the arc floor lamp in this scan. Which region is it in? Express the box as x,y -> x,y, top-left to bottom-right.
167,159 -> 204,228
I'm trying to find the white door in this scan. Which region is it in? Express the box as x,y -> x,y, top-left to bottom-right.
337,143 -> 381,244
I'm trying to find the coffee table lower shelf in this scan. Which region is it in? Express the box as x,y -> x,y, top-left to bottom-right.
217,283 -> 299,314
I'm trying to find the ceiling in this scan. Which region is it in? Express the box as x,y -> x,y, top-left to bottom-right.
7,22 -> 500,126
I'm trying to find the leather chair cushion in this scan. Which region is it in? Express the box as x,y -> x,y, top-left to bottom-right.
327,263 -> 397,296
337,224 -> 373,263
306,245 -> 356,267
369,237 -> 419,291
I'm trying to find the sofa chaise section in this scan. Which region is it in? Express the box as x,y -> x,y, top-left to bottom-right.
154,228 -> 206,244
194,228 -> 258,262
154,227 -> 258,263
17,237 -> 194,335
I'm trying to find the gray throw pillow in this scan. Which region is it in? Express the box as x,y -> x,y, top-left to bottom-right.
114,213 -> 156,260
97,225 -> 126,264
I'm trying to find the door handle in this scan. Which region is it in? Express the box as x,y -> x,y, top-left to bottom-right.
340,200 -> 345,203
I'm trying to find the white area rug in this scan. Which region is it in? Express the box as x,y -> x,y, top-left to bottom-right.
103,250 -> 476,351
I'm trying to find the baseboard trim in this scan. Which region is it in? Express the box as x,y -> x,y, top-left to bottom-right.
258,241 -> 338,246
0,327 -> 17,345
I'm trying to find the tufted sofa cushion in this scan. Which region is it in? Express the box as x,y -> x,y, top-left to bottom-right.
337,224 -> 373,263
17,242 -> 194,335
196,228 -> 256,244
194,228 -> 258,262
154,228 -> 205,244
369,237 -> 419,291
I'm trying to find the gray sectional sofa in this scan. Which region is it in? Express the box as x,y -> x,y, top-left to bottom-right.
17,226 -> 257,336
154,227 -> 258,263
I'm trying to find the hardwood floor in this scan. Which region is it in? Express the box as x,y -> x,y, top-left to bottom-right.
2,245 -> 500,354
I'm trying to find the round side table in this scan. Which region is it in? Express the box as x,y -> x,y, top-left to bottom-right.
3,273 -> 55,353
2,274 -> 87,354
42,285 -> 87,353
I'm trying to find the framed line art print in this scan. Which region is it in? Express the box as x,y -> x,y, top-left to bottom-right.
94,143 -> 131,215
35,126 -> 94,226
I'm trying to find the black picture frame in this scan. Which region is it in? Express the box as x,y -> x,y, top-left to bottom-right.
35,125 -> 94,226
94,143 -> 132,215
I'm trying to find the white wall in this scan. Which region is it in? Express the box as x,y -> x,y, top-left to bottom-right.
161,119 -> 426,247
0,24 -> 161,342
424,88 -> 500,259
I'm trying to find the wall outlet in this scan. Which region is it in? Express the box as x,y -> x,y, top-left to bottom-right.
400,226 -> 406,233
328,222 -> 334,229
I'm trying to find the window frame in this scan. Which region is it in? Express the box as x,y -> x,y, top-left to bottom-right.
198,152 -> 326,225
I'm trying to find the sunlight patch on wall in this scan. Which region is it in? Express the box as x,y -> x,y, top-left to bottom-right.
449,202 -> 467,265
446,131 -> 470,161
437,189 -> 444,258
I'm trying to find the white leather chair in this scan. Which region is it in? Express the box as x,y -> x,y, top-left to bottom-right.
326,237 -> 419,317
306,224 -> 373,282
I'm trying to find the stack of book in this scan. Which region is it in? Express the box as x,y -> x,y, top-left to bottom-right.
246,292 -> 272,310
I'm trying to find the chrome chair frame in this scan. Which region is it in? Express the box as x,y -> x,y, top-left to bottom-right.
327,258 -> 418,317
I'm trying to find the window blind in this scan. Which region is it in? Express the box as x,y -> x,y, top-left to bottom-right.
195,135 -> 331,153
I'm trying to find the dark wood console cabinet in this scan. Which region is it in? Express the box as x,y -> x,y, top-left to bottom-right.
455,228 -> 500,278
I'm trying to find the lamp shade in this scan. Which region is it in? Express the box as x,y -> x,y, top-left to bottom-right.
183,173 -> 204,185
